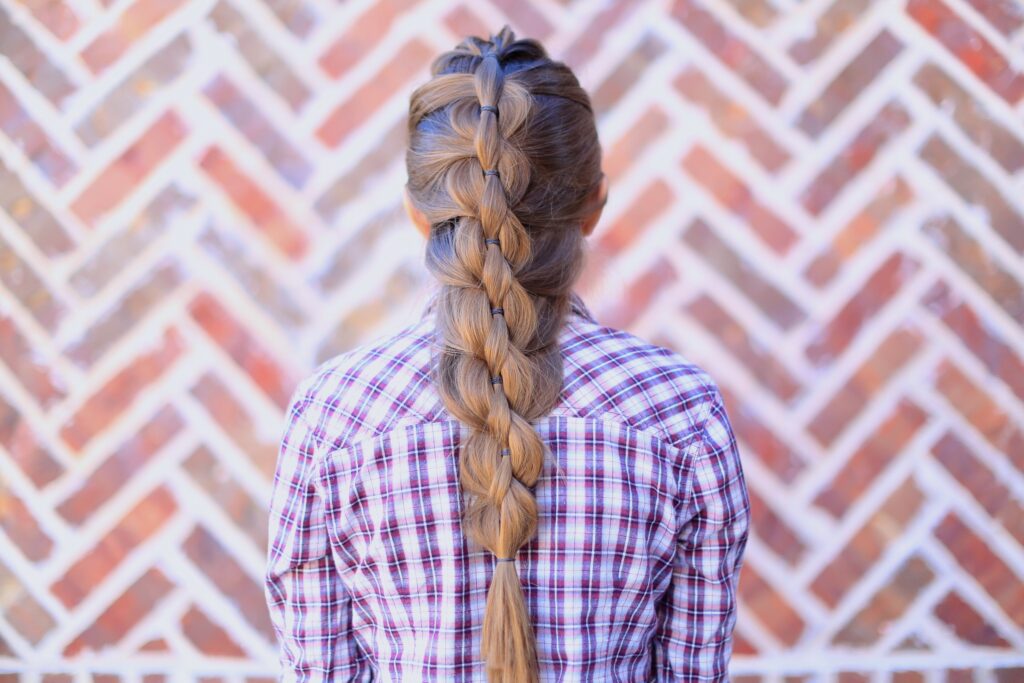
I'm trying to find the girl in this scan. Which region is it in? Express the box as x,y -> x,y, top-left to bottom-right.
266,26 -> 750,683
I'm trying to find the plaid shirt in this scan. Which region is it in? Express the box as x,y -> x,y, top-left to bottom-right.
265,291 -> 750,682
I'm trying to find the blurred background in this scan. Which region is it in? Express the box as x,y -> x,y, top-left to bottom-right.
1,0 -> 1023,680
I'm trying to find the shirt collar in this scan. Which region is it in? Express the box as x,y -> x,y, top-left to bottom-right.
420,289 -> 597,324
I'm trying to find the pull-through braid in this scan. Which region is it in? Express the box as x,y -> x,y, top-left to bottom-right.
434,30 -> 544,683
406,24 -> 605,683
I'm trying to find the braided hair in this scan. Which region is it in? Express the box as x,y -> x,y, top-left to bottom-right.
405,26 -> 604,682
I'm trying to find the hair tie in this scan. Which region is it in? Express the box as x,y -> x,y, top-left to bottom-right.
480,104 -> 498,116
490,375 -> 503,385
491,307 -> 504,315
483,169 -> 499,177
495,556 -> 515,562
484,238 -> 500,245
499,448 -> 511,457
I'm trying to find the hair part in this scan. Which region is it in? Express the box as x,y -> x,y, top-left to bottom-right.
405,25 -> 603,682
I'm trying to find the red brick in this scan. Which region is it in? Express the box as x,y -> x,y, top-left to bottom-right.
935,513 -> 1024,627
798,30 -> 903,137
190,373 -> 279,478
934,359 -> 1024,470
814,397 -> 929,516
19,0 -> 79,39
0,489 -> 53,561
597,180 -> 673,253
920,140 -> 1024,255
315,120 -> 406,223
51,486 -> 176,608
593,257 -> 676,331
748,487 -> 805,565
0,82 -> 77,188
674,68 -> 790,173
739,564 -> 805,645
58,406 -> 183,525
64,568 -> 174,656
809,327 -> 924,446
563,0 -> 644,69
208,2 -> 309,111
491,0 -> 553,41
682,146 -> 799,255
0,315 -> 66,407
70,186 -> 195,296
0,6 -> 76,104
184,445 -> 267,550
181,605 -> 246,656
932,430 -> 1024,547
76,36 -> 192,147
189,291 -> 293,409
315,264 -> 421,363
592,35 -> 667,114
965,0 -> 1024,35
934,590 -> 1011,646
789,0 -> 870,64
183,525 -> 275,640
801,101 -> 911,216
925,216 -> 1019,321
671,0 -> 788,104
603,107 -> 669,183
813,479 -> 925,607
3,584 -> 55,644
318,0 -> 418,78
719,385 -> 804,484
199,146 -> 308,259
914,63 -> 1024,173
683,218 -> 804,328
263,0 -> 316,37
805,252 -> 919,366
81,0 -> 185,73
833,555 -> 934,644
203,75 -> 311,189
923,279 -> 1024,404
317,39 -> 433,147
66,261 -> 183,368
686,294 -> 802,403
0,233 -> 66,332
442,6 -> 489,44
908,0 -> 1024,103
60,328 -> 184,451
71,111 -> 187,226
804,176 -> 914,287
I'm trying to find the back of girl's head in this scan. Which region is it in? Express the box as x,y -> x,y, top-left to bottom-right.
404,26 -> 603,683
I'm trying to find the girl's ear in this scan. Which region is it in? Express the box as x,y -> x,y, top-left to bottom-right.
581,173 -> 608,237
403,185 -> 431,239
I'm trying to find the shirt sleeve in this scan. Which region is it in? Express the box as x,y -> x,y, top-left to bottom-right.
264,386 -> 372,682
651,387 -> 751,681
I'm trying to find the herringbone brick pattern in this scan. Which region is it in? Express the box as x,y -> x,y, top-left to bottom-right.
1,0 -> 1022,679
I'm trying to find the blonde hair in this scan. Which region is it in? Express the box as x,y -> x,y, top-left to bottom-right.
405,25 -> 604,683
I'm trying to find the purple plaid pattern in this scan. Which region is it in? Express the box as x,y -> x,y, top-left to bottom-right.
265,291 -> 750,682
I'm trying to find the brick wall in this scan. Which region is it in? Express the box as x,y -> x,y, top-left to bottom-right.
1,0 -> 1022,680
